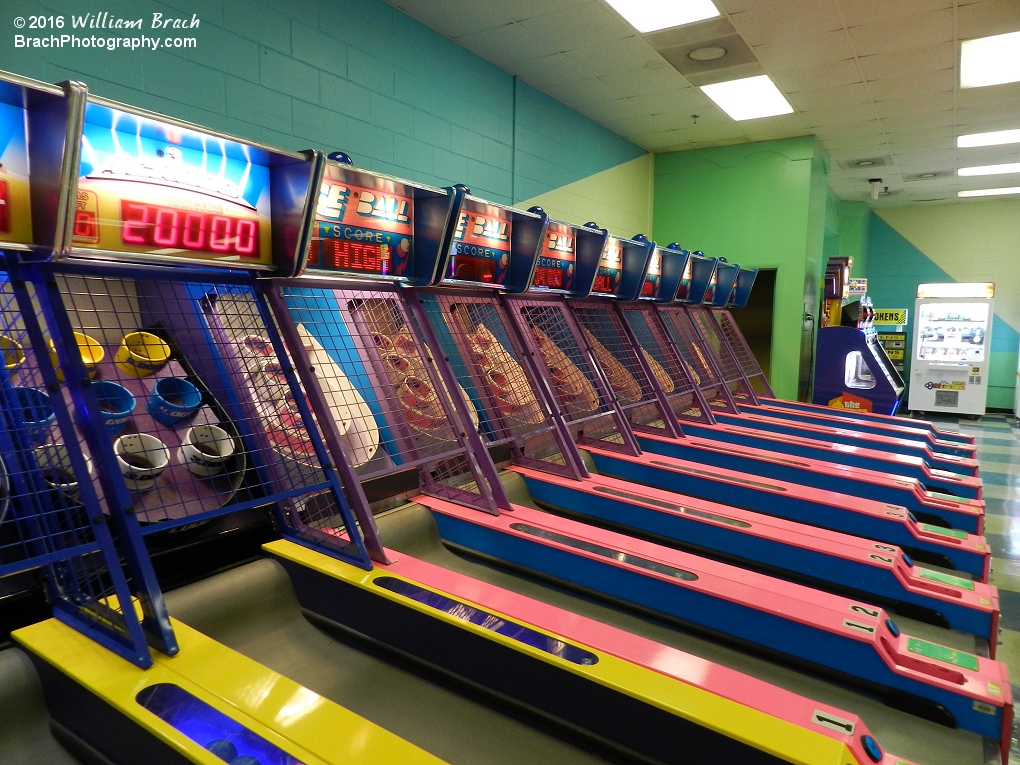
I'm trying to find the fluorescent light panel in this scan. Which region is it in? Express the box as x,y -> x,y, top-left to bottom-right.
958,129 -> 1020,148
604,0 -> 720,34
961,31 -> 1020,88
700,75 -> 793,121
958,187 -> 1020,197
958,163 -> 1020,176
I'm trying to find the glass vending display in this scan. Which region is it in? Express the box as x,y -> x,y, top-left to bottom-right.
915,302 -> 989,363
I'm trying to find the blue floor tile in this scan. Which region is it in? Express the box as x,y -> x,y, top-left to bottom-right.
976,452 -> 1020,464
980,471 -> 1020,486
998,590 -> 1020,631
974,437 -> 1020,446
985,532 -> 1020,560
985,498 -> 1020,516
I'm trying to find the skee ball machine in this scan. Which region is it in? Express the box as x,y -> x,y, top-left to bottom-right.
715,268 -> 970,445
3,82 -> 454,765
643,260 -> 983,507
684,269 -> 945,458
254,165 -> 937,765
676,267 -> 973,471
358,200 -> 1008,756
546,245 -> 997,642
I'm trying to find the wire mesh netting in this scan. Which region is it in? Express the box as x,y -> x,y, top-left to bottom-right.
503,296 -> 636,454
712,308 -> 775,397
656,305 -> 738,413
418,291 -> 575,474
687,306 -> 757,404
280,284 -> 499,512
0,269 -> 151,662
48,270 -> 373,569
616,304 -> 714,425
571,302 -> 668,433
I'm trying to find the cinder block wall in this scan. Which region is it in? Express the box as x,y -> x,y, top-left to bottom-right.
2,0 -> 645,203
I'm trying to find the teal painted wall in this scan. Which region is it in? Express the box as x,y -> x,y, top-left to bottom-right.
652,136 -> 828,400
866,214 -> 1018,410
0,0 -> 644,204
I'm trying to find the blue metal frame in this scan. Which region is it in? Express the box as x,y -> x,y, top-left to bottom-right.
0,254 -> 162,667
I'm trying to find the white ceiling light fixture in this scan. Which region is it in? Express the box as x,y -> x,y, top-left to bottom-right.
958,187 -> 1020,197
689,46 -> 727,61
958,162 -> 1020,176
960,31 -> 1020,88
603,0 -> 720,34
700,75 -> 793,121
958,129 -> 1020,148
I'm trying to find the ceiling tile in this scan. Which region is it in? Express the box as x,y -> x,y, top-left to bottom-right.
875,91 -> 955,118
598,64 -> 688,96
754,30 -> 854,69
886,135 -> 955,153
802,102 -> 880,127
729,0 -> 843,47
562,36 -> 664,77
890,148 -> 957,165
398,0 -> 513,38
879,110 -> 956,132
857,42 -> 954,80
958,0 -> 1020,41
517,3 -> 633,53
955,80 -> 1020,109
716,0 -> 793,14
956,103 -> 1020,126
772,59 -> 863,92
456,23 -> 554,65
837,0 -> 951,28
848,10 -> 953,57
509,52 -> 592,86
626,88 -> 712,115
867,68 -> 954,101
788,82 -> 871,111
545,80 -> 630,113
602,113 -> 684,136
572,94 -> 651,121
483,0 -> 594,23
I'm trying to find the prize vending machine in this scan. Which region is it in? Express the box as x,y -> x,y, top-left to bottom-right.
909,283 -> 995,416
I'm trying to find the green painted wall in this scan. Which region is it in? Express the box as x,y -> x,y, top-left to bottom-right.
838,201 -> 870,277
652,136 -> 828,400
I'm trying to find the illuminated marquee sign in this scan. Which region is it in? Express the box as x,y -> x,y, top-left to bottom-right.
591,239 -> 623,296
307,170 -> 413,278
0,100 -> 33,244
641,249 -> 662,298
531,224 -> 575,292
446,207 -> 511,286
72,103 -> 272,266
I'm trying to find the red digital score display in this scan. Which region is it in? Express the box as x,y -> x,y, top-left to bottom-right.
107,200 -> 259,257
449,255 -> 497,283
318,237 -> 390,275
531,266 -> 565,290
641,279 -> 657,297
593,274 -> 614,294
0,180 -> 10,235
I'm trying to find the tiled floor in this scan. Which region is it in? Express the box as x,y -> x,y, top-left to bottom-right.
927,413 -> 1020,762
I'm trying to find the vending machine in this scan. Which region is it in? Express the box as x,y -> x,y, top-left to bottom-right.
909,283 -> 994,416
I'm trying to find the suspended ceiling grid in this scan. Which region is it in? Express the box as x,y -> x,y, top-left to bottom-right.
384,0 -> 1020,206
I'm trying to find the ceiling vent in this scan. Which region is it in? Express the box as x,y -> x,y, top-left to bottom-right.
903,171 -> 952,182
643,17 -> 763,86
836,156 -> 893,171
